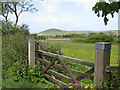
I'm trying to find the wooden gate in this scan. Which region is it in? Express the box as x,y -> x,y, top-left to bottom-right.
35,41 -> 94,87
28,39 -> 119,88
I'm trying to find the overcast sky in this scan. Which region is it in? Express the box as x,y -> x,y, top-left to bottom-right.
8,0 -> 118,33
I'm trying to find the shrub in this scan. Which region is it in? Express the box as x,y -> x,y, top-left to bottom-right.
2,34 -> 63,88
1,20 -> 30,35
88,34 -> 113,43
31,34 -> 38,39
38,41 -> 62,55
109,70 -> 120,89
73,34 -> 114,43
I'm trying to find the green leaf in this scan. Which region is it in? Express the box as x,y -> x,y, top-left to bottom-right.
104,17 -> 109,25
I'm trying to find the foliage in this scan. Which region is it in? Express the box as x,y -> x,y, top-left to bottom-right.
31,34 -> 38,39
56,33 -> 87,39
92,1 -> 120,25
38,36 -> 47,40
1,2 -> 12,22
39,41 -> 63,55
109,70 -> 120,89
1,20 -> 30,35
31,35 -> 47,40
73,34 -> 114,43
88,34 -> 114,43
2,34 -> 63,88
1,1 -> 38,25
68,83 -> 95,89
2,34 -> 42,87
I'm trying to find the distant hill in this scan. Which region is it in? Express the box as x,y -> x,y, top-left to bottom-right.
39,28 -> 65,35
39,28 -> 118,36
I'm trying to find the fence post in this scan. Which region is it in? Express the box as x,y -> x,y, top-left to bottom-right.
94,42 -> 111,87
28,39 -> 35,66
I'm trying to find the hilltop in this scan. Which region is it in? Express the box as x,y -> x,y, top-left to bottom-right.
39,28 -> 65,35
39,28 -> 118,36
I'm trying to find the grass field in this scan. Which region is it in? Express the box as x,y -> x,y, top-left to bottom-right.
48,40 -> 118,66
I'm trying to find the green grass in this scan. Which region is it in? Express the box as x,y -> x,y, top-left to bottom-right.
2,78 -> 49,88
49,40 -> 118,66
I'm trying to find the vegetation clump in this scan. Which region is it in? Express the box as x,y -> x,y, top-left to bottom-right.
73,34 -> 115,43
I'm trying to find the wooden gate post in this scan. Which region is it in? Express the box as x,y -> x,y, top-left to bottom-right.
94,42 -> 111,87
28,39 -> 35,66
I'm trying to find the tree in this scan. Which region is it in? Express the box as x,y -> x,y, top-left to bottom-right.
1,2 -> 12,22
92,0 -> 120,25
1,1 -> 38,26
1,20 -> 30,35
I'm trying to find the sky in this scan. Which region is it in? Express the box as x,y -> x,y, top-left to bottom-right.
7,0 -> 118,33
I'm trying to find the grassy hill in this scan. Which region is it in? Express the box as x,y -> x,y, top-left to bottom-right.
39,28 -> 118,36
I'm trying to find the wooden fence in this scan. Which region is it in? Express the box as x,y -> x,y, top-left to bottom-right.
28,39 -> 119,88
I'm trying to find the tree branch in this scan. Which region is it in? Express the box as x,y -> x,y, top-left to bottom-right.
18,10 -> 23,17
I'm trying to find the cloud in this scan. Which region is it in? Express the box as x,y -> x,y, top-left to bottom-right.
39,0 -> 98,13
38,16 -> 58,23
40,1 -> 58,13
38,15 -> 77,24
46,5 -> 56,13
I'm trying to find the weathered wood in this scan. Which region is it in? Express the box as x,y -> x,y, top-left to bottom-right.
42,66 -> 72,82
48,69 -> 72,82
37,57 -> 49,65
43,74 -> 69,88
28,39 -> 35,66
37,57 -> 93,80
42,55 -> 58,73
37,50 -> 94,67
94,42 -> 111,87
61,55 -> 94,67
58,55 -> 77,83
105,66 -> 120,72
76,67 -> 94,81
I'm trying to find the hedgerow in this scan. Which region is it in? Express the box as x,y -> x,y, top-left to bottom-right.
73,34 -> 115,43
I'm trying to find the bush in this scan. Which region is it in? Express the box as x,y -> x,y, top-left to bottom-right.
1,20 -> 30,35
109,70 -> 120,89
31,34 -> 38,39
39,41 -> 62,55
88,34 -> 113,43
73,34 -> 114,43
2,34 -> 62,88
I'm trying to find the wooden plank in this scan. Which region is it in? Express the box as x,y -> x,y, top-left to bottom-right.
42,66 -> 72,82
37,57 -> 93,80
37,50 -> 57,57
76,67 -> 94,81
61,55 -> 94,67
42,55 -> 58,73
43,74 -> 69,88
58,55 -> 77,83
37,50 -> 94,67
37,57 -> 49,64
105,66 -> 120,72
